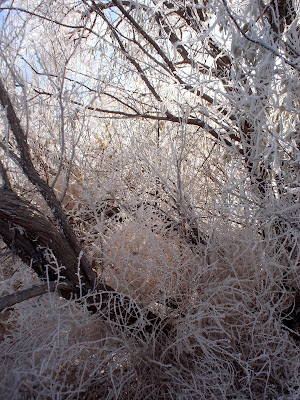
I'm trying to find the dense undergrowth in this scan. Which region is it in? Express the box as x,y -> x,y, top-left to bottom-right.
1,213 -> 299,399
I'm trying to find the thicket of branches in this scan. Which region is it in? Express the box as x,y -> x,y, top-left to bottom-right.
0,0 -> 299,398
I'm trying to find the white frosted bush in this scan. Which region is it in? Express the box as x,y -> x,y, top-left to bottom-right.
1,220 -> 299,399
0,0 -> 299,398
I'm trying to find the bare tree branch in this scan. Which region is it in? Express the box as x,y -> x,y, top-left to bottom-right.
0,281 -> 74,311
222,0 -> 300,71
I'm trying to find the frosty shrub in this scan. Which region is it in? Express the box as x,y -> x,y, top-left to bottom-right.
0,0 -> 299,399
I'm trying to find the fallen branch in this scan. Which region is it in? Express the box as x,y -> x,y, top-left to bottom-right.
0,281 -> 74,311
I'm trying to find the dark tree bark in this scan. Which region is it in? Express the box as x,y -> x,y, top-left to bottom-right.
0,281 -> 74,311
0,188 -> 91,287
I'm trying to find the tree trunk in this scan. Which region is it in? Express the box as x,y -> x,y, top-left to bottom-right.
0,76 -> 169,337
0,188 -> 168,337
